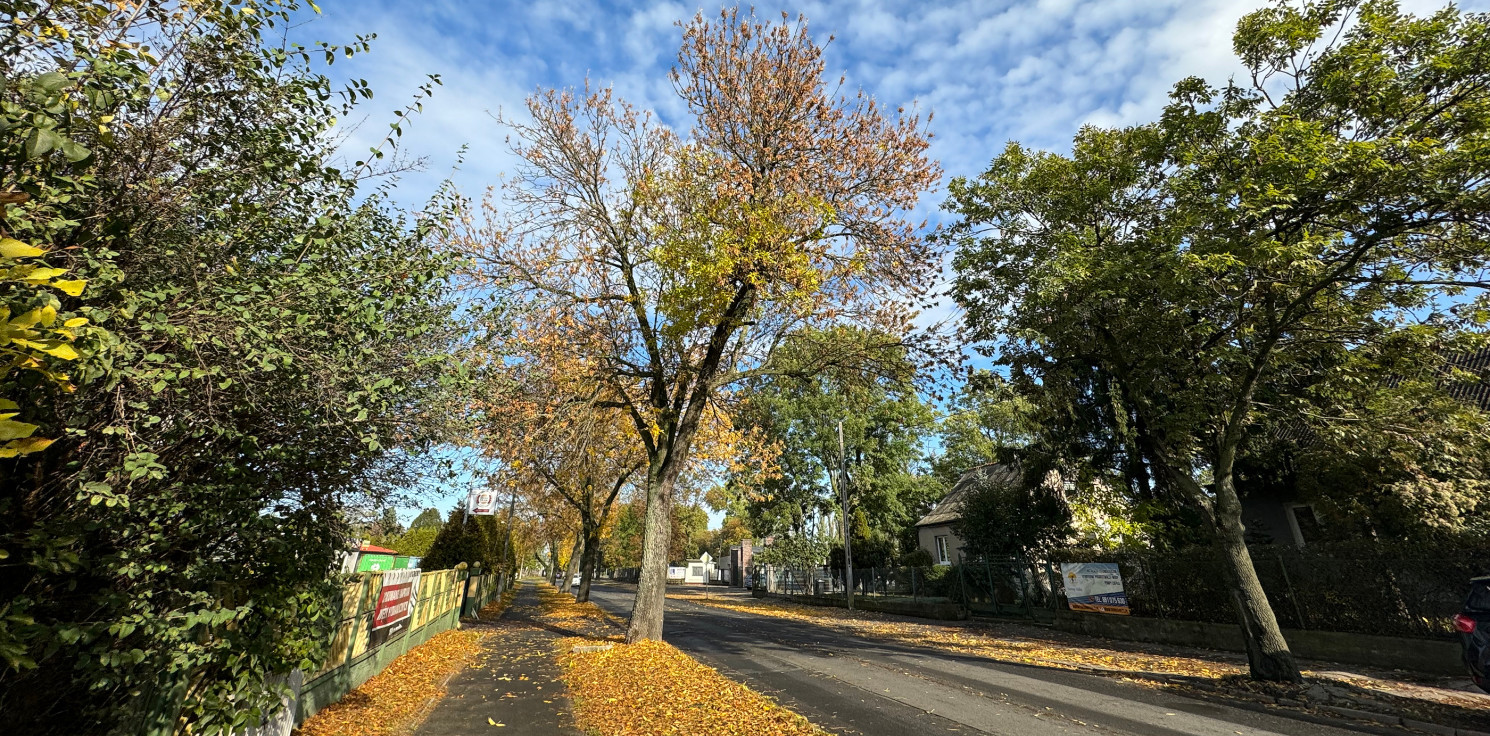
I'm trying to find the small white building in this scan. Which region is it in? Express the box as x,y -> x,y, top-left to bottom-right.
683,551 -> 715,584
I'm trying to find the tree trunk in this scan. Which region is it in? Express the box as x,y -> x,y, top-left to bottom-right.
576,525 -> 600,603
562,533 -> 583,595
1213,458 -> 1301,683
627,466 -> 674,642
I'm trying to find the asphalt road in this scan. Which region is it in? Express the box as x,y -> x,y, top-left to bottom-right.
585,582 -> 1384,736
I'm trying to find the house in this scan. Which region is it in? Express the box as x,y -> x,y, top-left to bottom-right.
915,463 -> 1021,565
1240,348 -> 1490,546
341,543 -> 419,573
684,551 -> 715,584
719,539 -> 756,586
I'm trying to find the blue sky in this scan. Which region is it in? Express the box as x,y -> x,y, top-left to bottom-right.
304,0 -> 1486,523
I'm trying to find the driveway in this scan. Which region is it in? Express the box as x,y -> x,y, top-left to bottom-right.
585,582 -> 1384,736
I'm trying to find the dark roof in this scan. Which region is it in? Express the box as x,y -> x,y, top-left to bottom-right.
1441,349 -> 1490,410
915,463 -> 1020,527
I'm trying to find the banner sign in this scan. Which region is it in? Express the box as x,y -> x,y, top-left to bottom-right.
1060,562 -> 1130,615
467,490 -> 497,516
372,568 -> 422,630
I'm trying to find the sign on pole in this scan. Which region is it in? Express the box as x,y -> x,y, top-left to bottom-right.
372,568 -> 422,631
467,490 -> 497,516
1060,562 -> 1130,615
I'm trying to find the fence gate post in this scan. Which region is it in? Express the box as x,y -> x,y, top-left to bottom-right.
986,560 -> 998,615
1277,554 -> 1308,629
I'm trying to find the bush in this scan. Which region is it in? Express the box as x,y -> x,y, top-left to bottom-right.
0,4 -> 464,733
902,548 -> 934,568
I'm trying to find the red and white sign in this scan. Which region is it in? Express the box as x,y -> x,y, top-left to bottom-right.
372,568 -> 422,630
468,490 -> 497,516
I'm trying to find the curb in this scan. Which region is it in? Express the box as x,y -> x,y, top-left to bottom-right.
1140,674 -> 1489,736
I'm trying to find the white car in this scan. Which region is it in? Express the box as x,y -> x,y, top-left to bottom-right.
571,573 -> 583,586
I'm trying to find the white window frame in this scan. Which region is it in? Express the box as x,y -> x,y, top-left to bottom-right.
934,534 -> 951,566
1284,503 -> 1318,546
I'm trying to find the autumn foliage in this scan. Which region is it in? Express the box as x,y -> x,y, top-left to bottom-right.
455,6 -> 940,645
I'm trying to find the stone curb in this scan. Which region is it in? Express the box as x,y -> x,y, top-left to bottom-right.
1134,672 -> 1489,736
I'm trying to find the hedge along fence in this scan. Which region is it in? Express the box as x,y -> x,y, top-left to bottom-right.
293,565 -> 502,726
1048,539 -> 1490,640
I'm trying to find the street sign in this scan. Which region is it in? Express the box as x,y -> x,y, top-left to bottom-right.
467,490 -> 497,515
1060,562 -> 1130,615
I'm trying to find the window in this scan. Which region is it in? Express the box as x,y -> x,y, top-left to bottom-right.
1284,504 -> 1322,546
934,535 -> 951,566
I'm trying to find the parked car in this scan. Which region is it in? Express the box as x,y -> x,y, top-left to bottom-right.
1458,575 -> 1490,693
572,572 -> 582,587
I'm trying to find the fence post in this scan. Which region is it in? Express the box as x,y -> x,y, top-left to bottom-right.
957,560 -> 968,610
459,564 -> 476,618
1147,556 -> 1165,619
986,560 -> 998,615
1045,561 -> 1060,610
1277,553 -> 1308,630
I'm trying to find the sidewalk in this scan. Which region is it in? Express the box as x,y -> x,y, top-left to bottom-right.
415,581 -> 585,736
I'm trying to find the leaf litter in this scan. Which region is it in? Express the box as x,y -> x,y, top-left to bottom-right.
536,584 -> 827,736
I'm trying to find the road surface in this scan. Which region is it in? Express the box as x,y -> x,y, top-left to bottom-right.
586,582 -> 1384,736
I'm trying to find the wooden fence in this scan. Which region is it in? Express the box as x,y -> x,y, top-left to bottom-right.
293,565 -> 503,726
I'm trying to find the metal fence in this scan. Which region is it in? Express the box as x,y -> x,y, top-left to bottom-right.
754,541 -> 1482,640
754,565 -> 953,602
1047,543 -> 1485,639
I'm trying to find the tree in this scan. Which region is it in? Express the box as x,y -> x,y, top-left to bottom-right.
931,370 -> 1037,487
422,508 -> 493,572
670,503 -> 710,562
409,508 -> 444,531
953,465 -> 1071,558
947,0 -> 1490,681
730,327 -> 941,558
389,526 -> 440,558
0,2 -> 465,731
752,534 -> 829,568
705,515 -> 753,558
458,8 -> 939,641
473,343 -> 645,601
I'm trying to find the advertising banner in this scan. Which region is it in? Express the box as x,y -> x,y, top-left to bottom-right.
372,568 -> 422,630
467,490 -> 497,516
1060,562 -> 1130,615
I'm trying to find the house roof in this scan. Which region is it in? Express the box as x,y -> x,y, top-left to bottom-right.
915,463 -> 1020,527
1271,349 -> 1490,444
359,544 -> 399,555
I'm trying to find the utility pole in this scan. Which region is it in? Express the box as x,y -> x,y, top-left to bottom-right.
838,420 -> 854,611
499,489 -> 517,590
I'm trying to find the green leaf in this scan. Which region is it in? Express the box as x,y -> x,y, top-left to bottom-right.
33,71 -> 69,92
0,418 -> 38,441
24,128 -> 61,159
60,140 -> 91,163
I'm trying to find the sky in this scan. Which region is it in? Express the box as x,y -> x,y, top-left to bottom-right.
304,0 -> 1486,524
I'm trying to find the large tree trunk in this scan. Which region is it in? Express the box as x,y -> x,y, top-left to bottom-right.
627,466 -> 674,642
561,533 -> 583,595
545,540 -> 557,581
1213,452 -> 1301,683
576,524 -> 600,603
